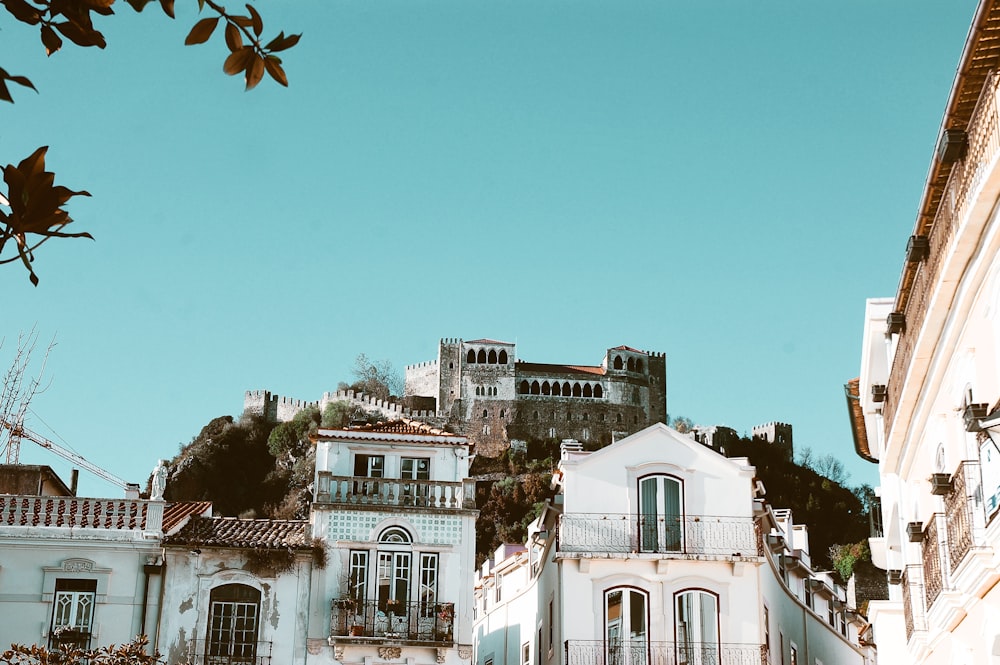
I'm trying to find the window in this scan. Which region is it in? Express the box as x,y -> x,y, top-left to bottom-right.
401,457 -> 431,505
789,644 -> 798,665
354,454 -> 384,477
50,579 -> 96,650
547,599 -> 554,654
763,605 -> 770,660
675,590 -> 719,665
522,642 -> 531,665
605,588 -> 647,665
495,572 -> 503,602
207,584 -> 261,665
349,551 -> 369,601
377,551 -> 411,613
418,553 -> 438,616
639,474 -> 683,552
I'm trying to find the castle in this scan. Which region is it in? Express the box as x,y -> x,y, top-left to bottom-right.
245,338 -> 668,456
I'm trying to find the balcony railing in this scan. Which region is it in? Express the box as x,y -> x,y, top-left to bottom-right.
921,513 -> 946,607
331,599 -> 455,643
558,514 -> 758,557
886,69 -> 1000,428
945,460 -> 984,575
184,640 -> 272,665
315,473 -> 475,510
565,640 -> 766,665
902,565 -> 927,641
0,495 -> 161,531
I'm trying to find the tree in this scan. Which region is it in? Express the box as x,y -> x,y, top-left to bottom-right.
670,416 -> 694,433
1,0 -> 300,285
349,353 -> 402,402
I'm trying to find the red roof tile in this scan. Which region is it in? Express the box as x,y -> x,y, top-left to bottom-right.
162,501 -> 212,533
610,345 -> 645,353
465,338 -> 512,345
516,362 -> 606,376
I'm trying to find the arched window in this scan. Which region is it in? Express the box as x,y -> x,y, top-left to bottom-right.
675,590 -> 719,663
572,383 -> 582,398
477,349 -> 487,364
541,381 -> 550,395
467,350 -> 476,364
207,584 -> 261,664
379,527 -> 412,543
562,382 -> 572,396
498,350 -> 508,364
483,409 -> 488,418
639,474 -> 683,552
500,409 -> 505,418
551,383 -> 561,397
532,381 -> 541,395
605,588 -> 648,665
582,413 -> 589,421
613,356 -> 623,370
533,411 -> 539,421
594,384 -> 604,398
488,350 -> 498,364
627,358 -> 636,372
519,380 -> 530,395
449,362 -> 454,369
636,359 -> 643,373
617,413 -> 623,423
475,387 -> 481,396
583,384 -> 593,398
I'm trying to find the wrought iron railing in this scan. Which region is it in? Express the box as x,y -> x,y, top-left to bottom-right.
184,639 -> 272,665
49,629 -> 91,652
886,70 -> 1000,429
945,460 -> 983,574
921,514 -> 946,607
0,495 -> 160,531
331,598 -> 455,643
315,473 -> 475,509
902,565 -> 927,641
558,514 -> 758,557
565,640 -> 766,665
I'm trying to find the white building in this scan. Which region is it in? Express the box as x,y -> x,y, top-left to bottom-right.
308,419 -> 478,665
474,425 -> 870,665
847,1 -> 1000,662
0,465 -> 165,654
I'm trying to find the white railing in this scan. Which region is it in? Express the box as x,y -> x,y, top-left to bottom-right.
0,495 -> 162,531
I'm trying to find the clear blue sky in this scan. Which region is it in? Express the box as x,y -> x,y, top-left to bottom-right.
1,0 -> 979,497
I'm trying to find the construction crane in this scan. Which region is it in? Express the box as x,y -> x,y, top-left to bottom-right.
0,419 -> 141,496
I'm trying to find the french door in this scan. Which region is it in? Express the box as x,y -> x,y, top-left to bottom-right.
639,475 -> 683,552
605,588 -> 648,665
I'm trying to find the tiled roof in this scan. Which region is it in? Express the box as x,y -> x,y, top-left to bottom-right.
844,379 -> 876,464
465,338 -> 512,345
348,419 -> 455,436
164,516 -> 311,549
610,345 -> 645,353
516,362 -> 606,376
162,501 -> 212,533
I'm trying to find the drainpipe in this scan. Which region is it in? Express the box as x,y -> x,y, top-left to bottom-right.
142,556 -> 164,650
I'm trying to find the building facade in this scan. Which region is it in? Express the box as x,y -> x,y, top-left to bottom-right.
474,425 -> 870,665
847,2 -> 1000,662
308,420 -> 479,665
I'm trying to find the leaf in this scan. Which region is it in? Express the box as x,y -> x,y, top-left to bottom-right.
223,46 -> 252,76
246,3 -> 262,36
224,22 -> 242,51
40,24 -> 63,55
53,21 -> 107,48
231,15 -> 253,27
245,54 -> 264,90
264,56 -> 287,87
185,16 -> 219,45
2,0 -> 42,25
158,0 -> 174,19
0,81 -> 11,104
272,32 -> 300,52
124,0 -> 154,9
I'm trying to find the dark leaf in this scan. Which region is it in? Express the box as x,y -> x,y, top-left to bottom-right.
6,74 -> 37,91
231,14 -> 253,27
224,22 -> 242,51
223,46 -> 252,75
245,53 -> 264,90
2,0 -> 42,25
264,31 -> 284,50
124,0 -> 155,9
41,24 -> 63,55
54,21 -> 107,48
158,0 -> 174,18
246,3 -> 262,36
0,81 -> 11,104
272,32 -> 300,52
185,16 -> 219,45
264,56 -> 286,87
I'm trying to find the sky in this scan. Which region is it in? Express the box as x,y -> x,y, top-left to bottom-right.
0,0 -> 981,498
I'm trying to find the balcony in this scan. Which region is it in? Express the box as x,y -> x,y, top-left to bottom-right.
183,640 -> 272,665
0,495 -> 161,531
945,461 -> 982,574
558,514 -> 759,557
330,599 -> 454,644
902,565 -> 927,642
921,514 -> 946,607
315,473 -> 475,510
565,640 -> 766,665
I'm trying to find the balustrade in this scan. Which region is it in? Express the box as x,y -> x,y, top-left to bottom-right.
565,640 -> 766,665
315,473 -> 475,510
902,565 -> 927,641
558,514 -> 758,557
0,495 -> 156,531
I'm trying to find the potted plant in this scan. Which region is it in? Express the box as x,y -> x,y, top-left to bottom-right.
350,623 -> 365,637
